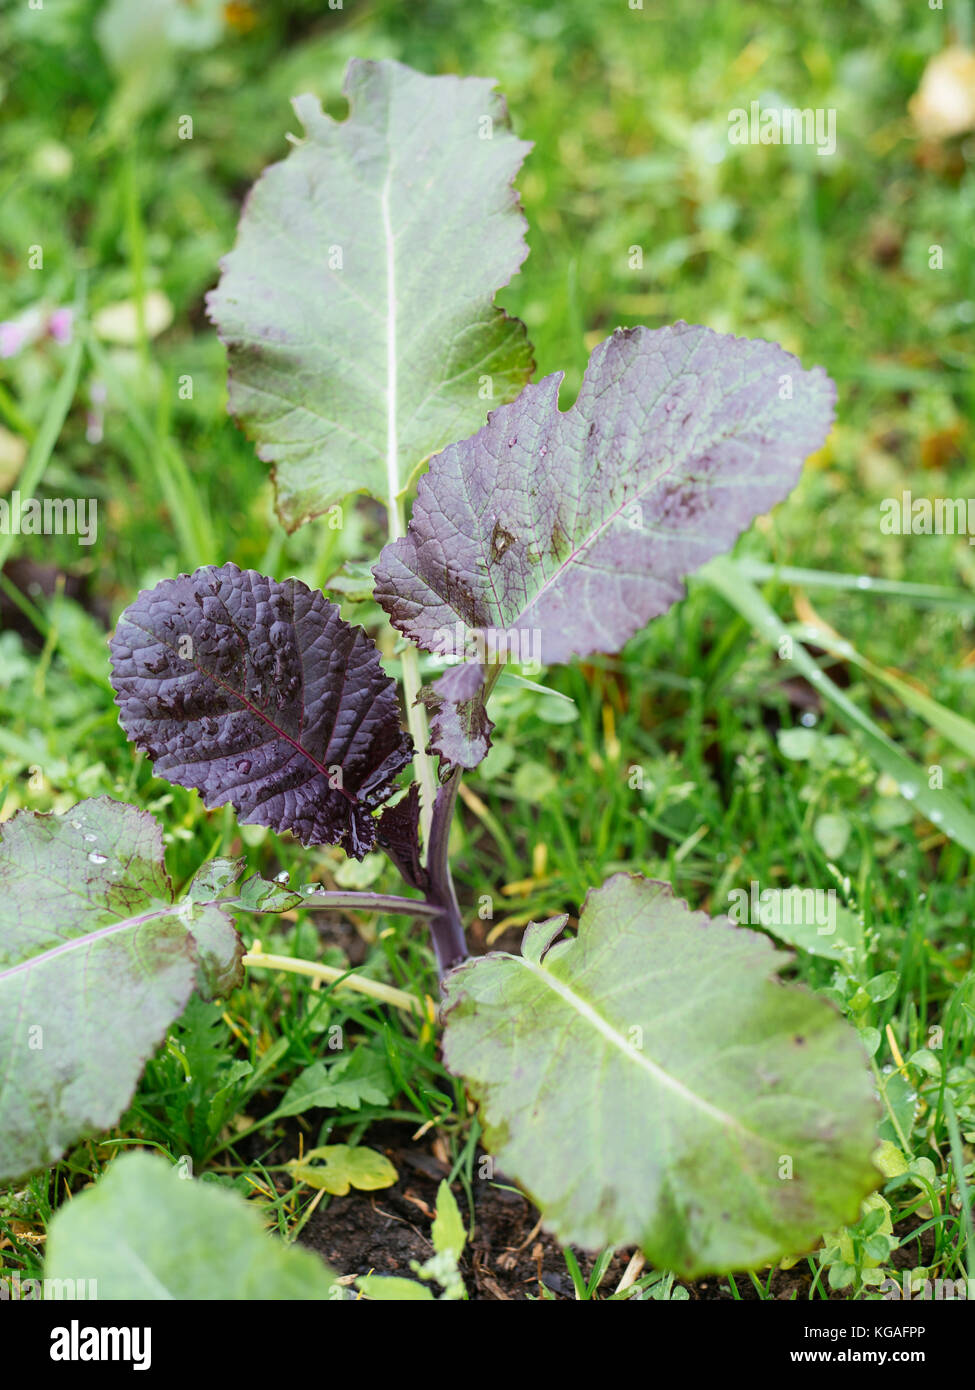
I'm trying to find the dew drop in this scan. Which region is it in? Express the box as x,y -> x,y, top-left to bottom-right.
236,760 -> 252,775
800,711 -> 817,727
856,576 -> 873,590
929,809 -> 943,824
70,820 -> 81,830
84,834 -> 97,843
900,783 -> 918,801
274,870 -> 290,884
88,852 -> 108,865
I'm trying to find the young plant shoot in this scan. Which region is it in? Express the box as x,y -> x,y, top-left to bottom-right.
0,59 -> 879,1280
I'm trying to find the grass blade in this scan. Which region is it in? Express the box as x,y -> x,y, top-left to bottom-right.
0,284 -> 85,572
703,556 -> 975,855
733,559 -> 975,614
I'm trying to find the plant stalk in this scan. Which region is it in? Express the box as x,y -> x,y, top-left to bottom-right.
421,664 -> 503,976
388,491 -> 437,846
236,889 -> 441,919
425,768 -> 468,976
242,950 -> 423,1015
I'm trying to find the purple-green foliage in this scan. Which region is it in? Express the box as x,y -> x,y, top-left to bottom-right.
0,58 -> 879,1276
108,563 -> 411,858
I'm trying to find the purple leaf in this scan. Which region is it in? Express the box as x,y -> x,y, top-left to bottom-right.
432,663 -> 486,704
420,664 -> 494,772
374,323 -> 836,664
376,783 -> 428,892
109,563 -> 412,858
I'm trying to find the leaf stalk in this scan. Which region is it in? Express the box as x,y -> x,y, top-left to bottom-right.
237,890 -> 440,919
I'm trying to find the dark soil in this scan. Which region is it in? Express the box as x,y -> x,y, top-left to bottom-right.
297,1124 -> 935,1301
298,1121 -> 632,1300
0,557 -> 109,646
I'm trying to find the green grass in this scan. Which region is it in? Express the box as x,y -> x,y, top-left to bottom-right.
0,0 -> 973,1298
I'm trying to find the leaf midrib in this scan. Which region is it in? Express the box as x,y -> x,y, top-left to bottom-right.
122,605 -> 360,808
0,904 -> 183,984
515,953 -> 757,1138
381,164 -> 400,521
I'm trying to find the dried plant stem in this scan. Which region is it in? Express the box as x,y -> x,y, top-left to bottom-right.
242,949 -> 423,1016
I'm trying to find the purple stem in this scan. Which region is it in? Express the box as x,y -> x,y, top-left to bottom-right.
236,890 -> 439,918
425,768 -> 468,977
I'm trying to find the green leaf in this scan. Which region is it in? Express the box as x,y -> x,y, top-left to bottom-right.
356,1275 -> 435,1300
754,900 -> 862,964
442,873 -> 879,1276
286,1144 -> 398,1194
191,861 -> 305,917
0,798 -> 242,1180
872,1140 -> 909,1178
877,1071 -> 918,1150
186,855 -> 246,900
907,1048 -> 941,1077
859,1205 -> 886,1236
333,853 -> 385,890
181,900 -> 246,1000
862,1234 -> 890,1263
207,57 -> 533,530
276,1048 -> 392,1118
431,1180 -> 466,1259
867,971 -> 899,1003
326,561 -> 377,603
233,871 -> 304,913
776,728 -> 819,761
45,1151 -> 336,1299
813,813 -> 851,860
